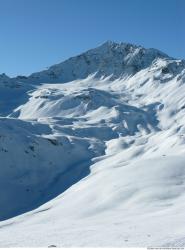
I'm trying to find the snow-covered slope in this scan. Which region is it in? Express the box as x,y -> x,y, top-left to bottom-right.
0,41 -> 185,247
0,74 -> 32,116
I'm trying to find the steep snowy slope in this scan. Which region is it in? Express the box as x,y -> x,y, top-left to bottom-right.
0,41 -> 185,247
0,74 -> 32,116
0,117 -> 104,220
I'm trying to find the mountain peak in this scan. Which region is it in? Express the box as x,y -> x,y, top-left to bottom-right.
27,41 -> 170,84
96,40 -> 137,51
1,41 -> 175,85
97,40 -> 168,57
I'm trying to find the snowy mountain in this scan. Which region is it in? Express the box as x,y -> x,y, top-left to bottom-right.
0,41 -> 185,247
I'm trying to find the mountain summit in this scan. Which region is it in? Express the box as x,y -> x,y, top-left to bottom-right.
28,41 -> 171,83
0,41 -> 175,85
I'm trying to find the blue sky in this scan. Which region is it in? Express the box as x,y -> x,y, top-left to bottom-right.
0,0 -> 184,76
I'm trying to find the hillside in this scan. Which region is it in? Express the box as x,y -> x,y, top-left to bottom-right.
0,41 -> 185,247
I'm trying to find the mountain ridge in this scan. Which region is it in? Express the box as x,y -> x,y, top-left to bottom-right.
1,41 -> 183,85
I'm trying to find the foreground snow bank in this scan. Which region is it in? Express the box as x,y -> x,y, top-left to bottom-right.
0,155 -> 185,247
